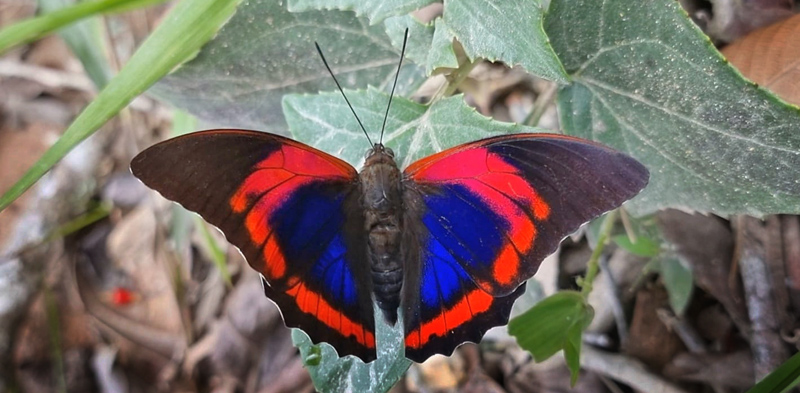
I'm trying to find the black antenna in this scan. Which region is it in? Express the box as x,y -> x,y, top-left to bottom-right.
379,28 -> 409,145
315,42 -> 373,146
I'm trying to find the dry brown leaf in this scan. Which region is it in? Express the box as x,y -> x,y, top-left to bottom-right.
0,123 -> 56,249
705,0 -> 794,43
657,210 -> 750,337
723,13 -> 800,104
664,350 -> 755,389
0,1 -> 35,30
25,35 -> 77,72
13,286 -> 99,393
106,207 -> 185,335
409,353 -> 465,391
623,285 -> 685,371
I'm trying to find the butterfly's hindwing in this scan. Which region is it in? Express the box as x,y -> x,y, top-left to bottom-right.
131,130 -> 377,361
401,133 -> 649,360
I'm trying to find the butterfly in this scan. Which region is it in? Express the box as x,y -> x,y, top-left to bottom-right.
130,31 -> 649,363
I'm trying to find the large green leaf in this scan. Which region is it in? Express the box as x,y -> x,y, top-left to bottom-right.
383,15 -> 458,75
291,308 -> 410,393
612,234 -> 660,257
547,0 -> 800,216
287,1 -> 458,76
383,15 -> 435,70
152,0 -> 423,132
508,291 -> 593,366
443,0 -> 568,83
283,89 -> 545,168
288,0 -> 436,24
425,18 -> 459,74
0,0 -> 242,212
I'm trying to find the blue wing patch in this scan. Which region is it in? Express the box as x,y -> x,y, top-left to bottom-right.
420,184 -> 507,268
312,234 -> 358,306
420,236 -> 471,308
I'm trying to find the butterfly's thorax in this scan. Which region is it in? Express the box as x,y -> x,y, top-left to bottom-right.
359,144 -> 404,324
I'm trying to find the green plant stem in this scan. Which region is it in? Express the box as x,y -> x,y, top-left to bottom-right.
523,83 -> 558,127
580,210 -> 618,298
619,208 -> 637,244
43,285 -> 67,393
440,59 -> 478,98
0,0 -> 167,55
0,203 -> 110,262
50,202 -> 111,240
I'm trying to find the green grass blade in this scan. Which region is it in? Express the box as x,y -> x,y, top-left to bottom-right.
0,0 -> 167,55
0,0 -> 242,212
38,0 -> 113,88
747,351 -> 800,393
196,217 -> 232,288
43,285 -> 67,393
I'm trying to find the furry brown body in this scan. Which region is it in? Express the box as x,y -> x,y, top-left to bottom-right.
359,144 -> 404,324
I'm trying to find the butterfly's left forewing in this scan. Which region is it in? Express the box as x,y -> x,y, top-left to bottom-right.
131,130 -> 377,361
401,133 -> 649,361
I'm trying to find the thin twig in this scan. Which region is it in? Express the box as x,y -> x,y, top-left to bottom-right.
781,215 -> 800,311
0,59 -> 94,91
765,215 -> 790,333
656,308 -> 706,353
581,345 -> 688,393
523,82 -> 557,127
737,216 -> 789,380
0,59 -> 154,111
598,375 -> 626,393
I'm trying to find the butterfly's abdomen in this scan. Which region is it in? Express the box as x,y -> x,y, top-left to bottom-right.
368,222 -> 402,324
360,146 -> 404,325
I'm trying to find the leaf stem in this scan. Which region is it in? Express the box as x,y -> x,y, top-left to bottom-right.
524,83 -> 558,127
50,202 -> 111,240
440,58 -> 477,98
580,210 -> 618,298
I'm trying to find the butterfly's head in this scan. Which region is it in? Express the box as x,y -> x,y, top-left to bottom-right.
364,143 -> 396,167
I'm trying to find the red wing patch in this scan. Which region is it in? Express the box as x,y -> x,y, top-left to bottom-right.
284,281 -> 375,349
404,288 -> 492,350
228,142 -> 354,282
